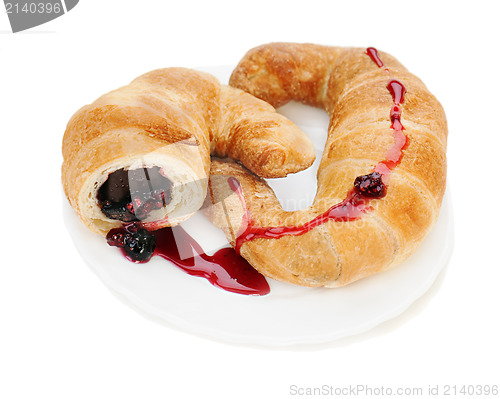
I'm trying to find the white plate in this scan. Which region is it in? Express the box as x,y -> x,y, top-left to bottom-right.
63,66 -> 454,347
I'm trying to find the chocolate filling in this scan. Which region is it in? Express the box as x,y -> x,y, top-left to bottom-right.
97,166 -> 173,222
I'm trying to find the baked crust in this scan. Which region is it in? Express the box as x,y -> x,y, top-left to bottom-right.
207,43 -> 448,287
62,67 -> 314,235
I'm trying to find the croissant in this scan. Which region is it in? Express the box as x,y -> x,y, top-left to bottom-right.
207,43 -> 448,287
62,67 -> 314,235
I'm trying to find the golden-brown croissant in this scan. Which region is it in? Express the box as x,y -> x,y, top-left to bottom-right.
207,43 -> 448,287
62,67 -> 314,235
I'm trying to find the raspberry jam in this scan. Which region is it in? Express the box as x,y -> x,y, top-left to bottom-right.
366,47 -> 384,68
229,177 -> 370,253
97,167 -> 172,222
107,223 -> 270,296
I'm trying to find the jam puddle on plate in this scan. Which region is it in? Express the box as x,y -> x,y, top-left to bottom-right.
107,223 -> 270,296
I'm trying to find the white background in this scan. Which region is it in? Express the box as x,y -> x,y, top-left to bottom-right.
1,1 -> 499,398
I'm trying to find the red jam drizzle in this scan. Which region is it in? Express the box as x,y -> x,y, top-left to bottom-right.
232,47 -> 408,252
108,224 -> 270,296
366,47 -> 384,68
374,78 -> 408,177
230,178 -> 370,253
152,226 -> 269,296
387,79 -> 406,105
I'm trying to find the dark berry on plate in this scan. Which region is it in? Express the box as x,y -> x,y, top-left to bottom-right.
123,228 -> 156,262
354,172 -> 387,198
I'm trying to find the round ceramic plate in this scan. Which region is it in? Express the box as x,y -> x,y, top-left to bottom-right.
63,66 -> 454,347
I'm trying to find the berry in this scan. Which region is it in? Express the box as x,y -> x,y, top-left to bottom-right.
123,228 -> 156,262
106,230 -> 126,247
354,172 -> 387,198
97,167 -> 173,222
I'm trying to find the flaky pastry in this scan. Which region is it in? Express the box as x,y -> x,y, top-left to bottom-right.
207,43 -> 447,287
